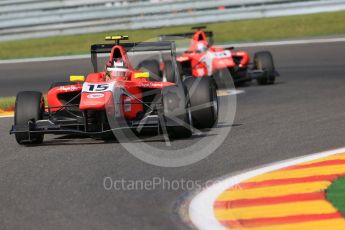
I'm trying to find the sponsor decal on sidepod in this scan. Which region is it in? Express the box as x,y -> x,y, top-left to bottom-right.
87,93 -> 105,99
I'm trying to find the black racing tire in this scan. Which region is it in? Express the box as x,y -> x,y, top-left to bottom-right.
49,81 -> 77,90
176,61 -> 184,79
162,86 -> 192,139
163,60 -> 175,83
14,91 -> 45,145
137,60 -> 161,82
183,77 -> 218,129
254,51 -> 276,85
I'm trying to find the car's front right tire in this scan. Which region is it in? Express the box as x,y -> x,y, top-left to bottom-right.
254,51 -> 276,85
162,86 -> 192,139
183,76 -> 218,129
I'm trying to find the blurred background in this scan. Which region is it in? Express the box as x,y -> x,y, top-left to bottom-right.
1,2 -> 345,230
0,0 -> 344,59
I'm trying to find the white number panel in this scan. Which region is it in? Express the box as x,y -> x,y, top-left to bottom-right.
211,50 -> 231,58
82,83 -> 112,93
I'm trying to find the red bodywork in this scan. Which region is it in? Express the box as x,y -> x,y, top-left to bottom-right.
177,30 -> 249,77
47,45 -> 174,120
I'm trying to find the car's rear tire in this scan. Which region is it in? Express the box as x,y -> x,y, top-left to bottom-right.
162,86 -> 192,139
138,60 -> 161,82
254,51 -> 276,85
14,91 -> 45,145
183,77 -> 218,129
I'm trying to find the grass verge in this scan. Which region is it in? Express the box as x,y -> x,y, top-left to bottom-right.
0,11 -> 345,59
326,176 -> 345,215
0,96 -> 49,114
0,97 -> 15,113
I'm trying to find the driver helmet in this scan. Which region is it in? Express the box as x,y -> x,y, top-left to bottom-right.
196,41 -> 208,52
107,58 -> 129,78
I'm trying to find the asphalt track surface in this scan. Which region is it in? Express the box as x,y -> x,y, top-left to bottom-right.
1,41 -> 345,230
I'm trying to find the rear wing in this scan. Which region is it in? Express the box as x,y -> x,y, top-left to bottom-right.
159,31 -> 214,42
90,41 -> 176,72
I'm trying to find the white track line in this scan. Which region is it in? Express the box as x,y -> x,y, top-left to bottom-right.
0,115 -> 13,118
217,89 -> 245,97
189,146 -> 345,230
1,37 -> 345,64
232,36 -> 345,48
0,54 -> 92,64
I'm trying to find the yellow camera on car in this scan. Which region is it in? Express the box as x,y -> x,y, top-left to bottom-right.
70,75 -> 85,82
134,72 -> 150,79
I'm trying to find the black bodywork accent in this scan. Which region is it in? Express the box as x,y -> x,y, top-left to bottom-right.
159,31 -> 213,40
159,31 -> 214,45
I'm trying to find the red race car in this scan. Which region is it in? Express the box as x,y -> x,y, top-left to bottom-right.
10,36 -> 218,145
161,26 -> 279,85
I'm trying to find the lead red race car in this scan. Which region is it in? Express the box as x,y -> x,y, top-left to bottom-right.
160,26 -> 279,85
10,36 -> 219,145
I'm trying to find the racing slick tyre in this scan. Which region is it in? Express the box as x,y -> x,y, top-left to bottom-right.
254,51 -> 276,85
163,60 -> 175,83
162,86 -> 192,139
138,60 -> 161,82
183,76 -> 218,129
14,91 -> 45,145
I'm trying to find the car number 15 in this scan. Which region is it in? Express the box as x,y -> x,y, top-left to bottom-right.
82,83 -> 111,92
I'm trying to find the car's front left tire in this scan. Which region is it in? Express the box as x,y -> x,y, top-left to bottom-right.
14,91 -> 45,145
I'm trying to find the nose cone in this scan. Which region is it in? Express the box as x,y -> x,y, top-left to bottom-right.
213,57 -> 235,69
79,91 -> 113,110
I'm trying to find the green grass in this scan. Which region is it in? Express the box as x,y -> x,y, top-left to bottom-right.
326,176 -> 345,215
1,11 -> 345,59
0,96 -> 48,112
0,96 -> 15,111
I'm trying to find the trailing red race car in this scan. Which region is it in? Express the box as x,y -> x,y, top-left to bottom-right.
10,36 -> 219,145
160,26 -> 279,85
